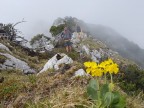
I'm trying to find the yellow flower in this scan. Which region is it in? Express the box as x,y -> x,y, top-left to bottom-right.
105,63 -> 119,74
99,62 -> 105,68
104,58 -> 113,66
86,68 -> 91,74
84,62 -> 91,68
91,62 -> 98,69
91,61 -> 97,66
84,58 -> 119,77
98,62 -> 108,74
106,65 -> 114,74
91,68 -> 103,77
107,58 -> 114,64
113,63 -> 119,74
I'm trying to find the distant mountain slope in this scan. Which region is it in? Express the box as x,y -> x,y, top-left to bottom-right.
85,24 -> 144,68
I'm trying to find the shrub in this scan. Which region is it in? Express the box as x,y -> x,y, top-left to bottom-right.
115,64 -> 144,95
50,24 -> 65,36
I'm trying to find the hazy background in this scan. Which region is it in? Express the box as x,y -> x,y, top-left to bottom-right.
0,0 -> 144,49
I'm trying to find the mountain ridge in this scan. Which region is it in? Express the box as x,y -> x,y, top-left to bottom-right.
53,17 -> 144,68
85,24 -> 144,68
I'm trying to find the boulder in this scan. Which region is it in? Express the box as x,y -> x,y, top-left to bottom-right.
74,69 -> 88,76
82,45 -> 90,55
90,50 -> 101,63
45,44 -> 54,51
32,37 -> 54,52
37,53 -> 73,75
0,53 -> 36,74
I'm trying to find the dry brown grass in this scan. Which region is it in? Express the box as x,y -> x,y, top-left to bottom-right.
0,62 -> 91,108
1,66 -> 144,108
126,92 -> 144,108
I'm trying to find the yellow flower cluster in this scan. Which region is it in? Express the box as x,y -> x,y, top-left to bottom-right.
84,59 -> 119,77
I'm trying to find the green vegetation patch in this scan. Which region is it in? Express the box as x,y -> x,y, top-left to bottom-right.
50,24 -> 65,36
115,64 -> 144,96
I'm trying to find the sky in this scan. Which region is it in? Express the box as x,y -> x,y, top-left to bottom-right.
0,0 -> 144,48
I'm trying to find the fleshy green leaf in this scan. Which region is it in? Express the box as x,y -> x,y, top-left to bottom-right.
103,92 -> 114,107
87,79 -> 98,100
111,91 -> 120,104
112,95 -> 126,108
100,83 -> 109,99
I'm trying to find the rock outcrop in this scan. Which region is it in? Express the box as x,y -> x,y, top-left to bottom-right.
74,69 -> 88,77
37,53 -> 73,75
0,52 -> 36,74
0,43 -> 36,74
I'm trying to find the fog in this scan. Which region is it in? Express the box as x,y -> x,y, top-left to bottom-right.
1,0 -> 144,48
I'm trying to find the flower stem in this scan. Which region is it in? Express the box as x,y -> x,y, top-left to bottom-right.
110,73 -> 113,83
96,77 -> 101,108
104,74 -> 107,84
